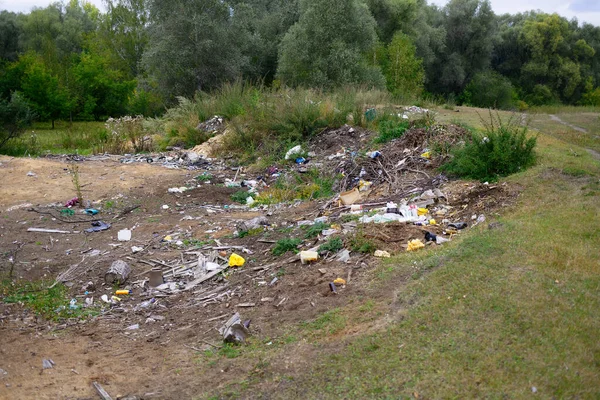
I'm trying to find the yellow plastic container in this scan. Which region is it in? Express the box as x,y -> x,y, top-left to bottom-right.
115,290 -> 130,295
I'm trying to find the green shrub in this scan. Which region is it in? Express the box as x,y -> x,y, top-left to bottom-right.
461,71 -> 517,110
303,222 -> 330,239
272,238 -> 302,256
318,237 -> 343,254
0,92 -> 35,151
348,232 -> 376,254
230,190 -> 253,204
374,118 -> 410,143
440,115 -> 537,181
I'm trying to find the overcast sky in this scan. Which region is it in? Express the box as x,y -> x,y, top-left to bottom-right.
1,0 -> 600,26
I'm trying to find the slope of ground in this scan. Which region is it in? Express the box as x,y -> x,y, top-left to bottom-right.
0,108 -> 598,399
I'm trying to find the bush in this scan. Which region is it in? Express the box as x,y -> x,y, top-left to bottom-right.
461,71 -> 517,110
374,118 -> 410,143
0,92 -> 35,151
318,237 -> 343,254
440,114 -> 537,181
272,238 -> 302,256
103,115 -> 153,154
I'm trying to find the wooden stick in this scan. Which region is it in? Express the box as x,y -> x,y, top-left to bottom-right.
28,228 -> 73,234
92,381 -> 113,400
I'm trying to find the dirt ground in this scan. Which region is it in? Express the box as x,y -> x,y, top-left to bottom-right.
0,126 -> 521,399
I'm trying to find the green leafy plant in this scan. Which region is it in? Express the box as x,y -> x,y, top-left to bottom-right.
318,237 -> 343,254
303,222 -> 330,239
272,238 -> 302,256
230,190 -> 253,204
348,231 -> 376,254
441,114 -> 537,181
374,118 -> 410,143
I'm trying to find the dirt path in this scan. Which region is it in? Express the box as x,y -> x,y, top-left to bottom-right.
548,114 -> 588,133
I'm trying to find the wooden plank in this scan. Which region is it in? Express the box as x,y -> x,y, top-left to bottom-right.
92,381 -> 113,400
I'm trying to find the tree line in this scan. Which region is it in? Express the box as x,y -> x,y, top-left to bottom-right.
1,0 -> 600,126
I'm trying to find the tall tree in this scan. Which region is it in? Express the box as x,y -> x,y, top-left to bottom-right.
143,0 -> 248,99
277,0 -> 384,88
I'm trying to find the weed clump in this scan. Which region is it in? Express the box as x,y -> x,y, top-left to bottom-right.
272,238 -> 302,256
303,222 -> 330,239
230,190 -> 253,204
441,114 -> 537,181
318,237 -> 343,254
374,118 -> 410,143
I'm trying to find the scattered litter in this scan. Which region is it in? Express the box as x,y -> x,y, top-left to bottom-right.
333,278 -> 346,285
336,249 -> 351,263
85,221 -> 111,233
115,290 -> 131,295
118,229 -> 132,241
339,188 -> 361,205
125,324 -> 139,330
300,250 -> 319,264
237,303 -> 255,308
28,227 -> 72,234
131,245 -> 143,253
285,145 -> 303,160
407,239 -> 425,252
329,282 -> 337,293
105,260 -> 131,285
448,222 -> 468,229
84,208 -> 99,215
162,205 -> 169,210
100,294 -> 111,303
168,187 -> 188,193
42,359 -> 55,369
64,197 -> 79,207
374,250 -> 391,258
269,277 -> 278,286
229,253 -> 245,267
237,216 -> 268,232
219,313 -> 250,343
27,171 -> 36,177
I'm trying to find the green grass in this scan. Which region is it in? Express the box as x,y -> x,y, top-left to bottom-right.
302,222 -> 330,239
318,237 -> 343,254
0,121 -> 107,156
0,279 -> 99,321
194,107 -> 600,399
272,238 -> 302,256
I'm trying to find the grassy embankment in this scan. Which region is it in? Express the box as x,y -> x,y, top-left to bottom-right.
194,106 -> 600,399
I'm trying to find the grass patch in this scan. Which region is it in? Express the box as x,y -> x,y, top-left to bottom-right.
0,279 -> 99,321
302,222 -> 330,239
254,169 -> 337,205
318,237 -> 343,254
272,238 -> 302,256
230,190 -> 253,204
374,117 -> 409,143
348,229 -> 376,254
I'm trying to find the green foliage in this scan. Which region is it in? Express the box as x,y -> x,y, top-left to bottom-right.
380,32 -> 424,98
0,92 -> 35,150
230,190 -> 253,204
441,114 -> 537,181
1,280 -> 98,321
104,115 -> 153,153
272,238 -> 302,256
277,0 -> 385,88
349,230 -> 377,254
461,71 -> 517,109
318,237 -> 343,254
302,222 -> 330,239
375,118 -> 410,143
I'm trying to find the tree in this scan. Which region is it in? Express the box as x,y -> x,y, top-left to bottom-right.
277,0 -> 384,88
380,32 -> 424,98
143,0 -> 248,100
0,92 -> 35,150
0,11 -> 21,62
461,70 -> 516,109
427,0 -> 496,95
